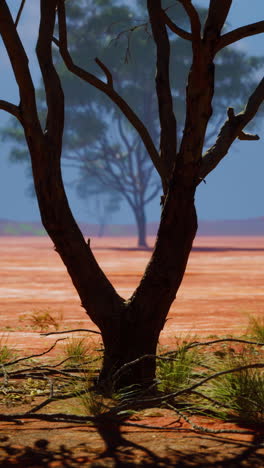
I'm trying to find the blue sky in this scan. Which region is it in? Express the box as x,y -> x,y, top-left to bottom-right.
0,0 -> 263,224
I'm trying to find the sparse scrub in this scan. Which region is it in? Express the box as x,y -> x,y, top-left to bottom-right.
204,347 -> 264,425
80,389 -> 107,416
157,347 -> 199,393
1,332 -> 264,431
157,338 -> 201,394
63,337 -> 90,366
246,316 -> 264,342
0,336 -> 16,364
20,309 -> 62,332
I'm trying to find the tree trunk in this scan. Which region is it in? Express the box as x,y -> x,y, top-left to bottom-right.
134,204 -> 148,249
99,309 -> 159,390
28,131 -> 197,391
98,169 -> 198,389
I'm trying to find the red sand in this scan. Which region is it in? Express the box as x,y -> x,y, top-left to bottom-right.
1,236 -> 264,463
1,235 -> 264,353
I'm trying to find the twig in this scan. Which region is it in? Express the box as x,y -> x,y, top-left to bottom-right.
161,9 -> 191,41
0,412 -> 94,423
41,328 -> 101,336
0,100 -> 22,122
1,364 -> 8,387
167,405 -> 254,435
161,338 -> 264,356
4,339 -> 66,368
95,57 -> 113,88
186,337 -> 264,350
191,390 -> 234,410
15,0 -> 26,28
139,362 -> 264,405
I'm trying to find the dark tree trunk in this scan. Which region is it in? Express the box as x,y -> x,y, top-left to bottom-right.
98,168 -> 198,389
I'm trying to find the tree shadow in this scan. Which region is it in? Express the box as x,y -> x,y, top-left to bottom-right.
1,420 -> 263,467
167,432 -> 264,467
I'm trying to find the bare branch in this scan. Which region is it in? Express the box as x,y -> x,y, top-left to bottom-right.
0,1 -> 42,137
147,0 -> 177,182
199,76 -> 264,181
203,0 -> 232,42
36,0 -> 64,152
186,337 -> 264,350
95,57 -> 113,88
15,0 -> 26,28
179,0 -> 201,44
140,362 -> 264,406
169,405 -> 251,435
161,9 -> 192,41
41,328 -> 101,336
0,100 -> 22,122
237,131 -> 260,141
0,412 -> 95,424
56,0 -> 165,182
4,339 -> 66,369
216,21 -> 264,53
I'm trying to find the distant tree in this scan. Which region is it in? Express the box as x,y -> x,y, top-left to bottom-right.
2,0 -> 263,247
0,0 -> 263,388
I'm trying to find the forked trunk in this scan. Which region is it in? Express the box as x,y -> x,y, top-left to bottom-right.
98,176 -> 198,389
99,313 -> 159,390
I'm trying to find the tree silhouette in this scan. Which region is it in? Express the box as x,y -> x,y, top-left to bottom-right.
0,0 -> 263,388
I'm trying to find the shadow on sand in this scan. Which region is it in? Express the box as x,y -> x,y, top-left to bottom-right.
1,416 -> 263,467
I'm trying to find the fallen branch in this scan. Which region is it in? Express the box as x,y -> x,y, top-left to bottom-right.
41,328 -> 101,336
162,338 -> 264,356
3,339 -> 66,368
167,405 -> 255,435
140,362 -> 264,405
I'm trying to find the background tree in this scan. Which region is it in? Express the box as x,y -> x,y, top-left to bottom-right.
2,0 -> 263,247
0,0 -> 263,388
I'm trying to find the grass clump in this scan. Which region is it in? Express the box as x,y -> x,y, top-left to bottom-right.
0,336 -> 16,364
246,316 -> 264,342
20,309 -> 62,332
63,337 -> 90,366
205,347 -> 264,425
157,340 -> 201,394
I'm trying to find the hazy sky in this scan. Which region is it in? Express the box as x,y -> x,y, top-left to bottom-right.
0,1 -> 263,224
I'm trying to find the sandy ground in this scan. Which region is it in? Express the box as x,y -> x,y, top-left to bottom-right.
1,235 -> 264,353
1,235 -> 264,466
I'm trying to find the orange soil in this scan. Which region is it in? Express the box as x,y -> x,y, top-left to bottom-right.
1,235 -> 264,353
1,236 -> 264,466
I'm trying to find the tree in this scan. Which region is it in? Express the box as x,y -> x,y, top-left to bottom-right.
3,0 -> 262,248
0,0 -> 263,389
